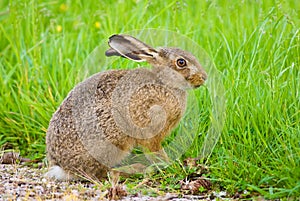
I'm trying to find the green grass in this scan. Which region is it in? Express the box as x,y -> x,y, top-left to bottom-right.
0,0 -> 299,199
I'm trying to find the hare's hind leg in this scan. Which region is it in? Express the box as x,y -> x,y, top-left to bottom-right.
44,165 -> 77,181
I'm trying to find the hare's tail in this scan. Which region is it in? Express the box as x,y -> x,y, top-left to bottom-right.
44,165 -> 76,181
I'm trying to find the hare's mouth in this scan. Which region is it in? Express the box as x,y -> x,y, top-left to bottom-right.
193,82 -> 205,88
194,84 -> 202,88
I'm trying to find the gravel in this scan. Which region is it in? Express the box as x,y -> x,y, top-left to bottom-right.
0,164 -> 234,201
0,164 -> 107,200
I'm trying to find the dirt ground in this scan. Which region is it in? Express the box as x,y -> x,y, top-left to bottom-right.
0,163 -> 236,201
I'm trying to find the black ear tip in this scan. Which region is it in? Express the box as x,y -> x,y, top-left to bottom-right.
109,34 -> 124,42
108,34 -> 118,44
105,48 -> 121,57
105,49 -> 112,57
109,34 -> 118,39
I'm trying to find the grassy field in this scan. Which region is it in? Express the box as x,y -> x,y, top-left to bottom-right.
0,0 -> 299,199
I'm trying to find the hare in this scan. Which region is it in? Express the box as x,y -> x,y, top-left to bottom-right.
45,34 -> 207,181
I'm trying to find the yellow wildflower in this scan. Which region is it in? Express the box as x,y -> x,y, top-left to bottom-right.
94,21 -> 101,29
59,3 -> 68,12
56,25 -> 62,33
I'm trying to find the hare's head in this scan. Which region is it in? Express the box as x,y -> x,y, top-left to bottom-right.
105,34 -> 207,90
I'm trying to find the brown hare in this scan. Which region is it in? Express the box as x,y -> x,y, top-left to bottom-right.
45,34 -> 207,181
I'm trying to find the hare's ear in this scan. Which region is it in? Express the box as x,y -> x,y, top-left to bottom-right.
105,34 -> 158,62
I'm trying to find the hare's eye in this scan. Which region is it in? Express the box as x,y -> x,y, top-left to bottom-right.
176,58 -> 187,68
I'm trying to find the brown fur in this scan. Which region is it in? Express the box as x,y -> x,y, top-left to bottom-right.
46,35 -> 207,180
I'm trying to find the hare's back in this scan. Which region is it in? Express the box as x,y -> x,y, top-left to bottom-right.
46,70 -> 130,170
47,69 -> 129,138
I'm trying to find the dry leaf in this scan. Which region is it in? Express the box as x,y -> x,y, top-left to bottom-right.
180,177 -> 212,194
0,152 -> 20,164
107,184 -> 127,200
